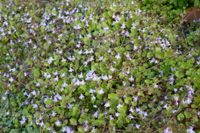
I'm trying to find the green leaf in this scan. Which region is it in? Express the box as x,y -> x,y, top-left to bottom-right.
10,129 -> 20,133
184,111 -> 192,119
177,113 -> 185,121
108,93 -> 119,107
175,70 -> 184,78
70,118 -> 77,126
32,68 -> 40,78
155,47 -> 163,59
26,127 -> 40,133
40,26 -> 46,33
92,119 -> 105,126
71,105 -> 80,118
44,98 -> 53,106
52,8 -> 57,16
194,0 -> 200,7
124,96 -> 132,104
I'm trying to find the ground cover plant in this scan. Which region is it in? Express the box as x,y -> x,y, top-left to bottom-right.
0,0 -> 200,132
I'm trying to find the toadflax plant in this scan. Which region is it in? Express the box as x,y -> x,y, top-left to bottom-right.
0,0 -> 200,132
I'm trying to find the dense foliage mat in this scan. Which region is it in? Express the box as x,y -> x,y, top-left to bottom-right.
0,0 -> 200,132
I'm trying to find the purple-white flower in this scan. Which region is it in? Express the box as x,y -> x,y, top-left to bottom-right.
61,126 -> 74,133
20,116 -> 26,125
164,127 -> 172,133
98,88 -> 104,94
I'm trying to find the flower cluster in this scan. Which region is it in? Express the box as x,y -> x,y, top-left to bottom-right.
0,0 -> 200,132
